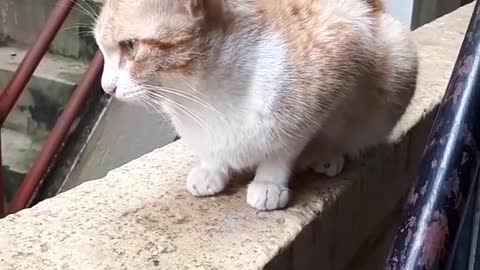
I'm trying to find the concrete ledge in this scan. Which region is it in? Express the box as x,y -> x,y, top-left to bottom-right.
0,3 -> 473,270
0,135 -> 427,270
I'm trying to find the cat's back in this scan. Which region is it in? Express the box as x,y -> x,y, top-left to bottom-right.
245,0 -> 381,31
227,0 -> 382,69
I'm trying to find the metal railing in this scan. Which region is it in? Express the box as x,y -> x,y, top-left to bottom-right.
0,0 -> 103,216
386,1 -> 480,269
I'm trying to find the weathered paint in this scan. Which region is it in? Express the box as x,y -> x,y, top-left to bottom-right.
386,2 -> 480,269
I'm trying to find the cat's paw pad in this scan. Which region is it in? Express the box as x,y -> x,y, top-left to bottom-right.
246,182 -> 290,211
312,155 -> 345,177
186,167 -> 228,197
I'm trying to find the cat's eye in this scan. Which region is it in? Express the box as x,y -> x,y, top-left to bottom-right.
119,39 -> 138,58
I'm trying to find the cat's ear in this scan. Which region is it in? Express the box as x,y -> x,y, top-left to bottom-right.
156,0 -> 226,21
185,0 -> 225,20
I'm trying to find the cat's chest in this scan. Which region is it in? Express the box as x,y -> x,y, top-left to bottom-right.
172,99 -> 259,138
169,96 -> 273,158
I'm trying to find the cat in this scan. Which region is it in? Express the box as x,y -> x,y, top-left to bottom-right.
94,0 -> 418,211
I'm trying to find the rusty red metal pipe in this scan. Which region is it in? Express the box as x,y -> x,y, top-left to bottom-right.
0,0 -> 76,216
8,51 -> 103,214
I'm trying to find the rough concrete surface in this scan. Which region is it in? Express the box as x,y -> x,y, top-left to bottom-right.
0,137 -> 422,270
0,2 -> 474,270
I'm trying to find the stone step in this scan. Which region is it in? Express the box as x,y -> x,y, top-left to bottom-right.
1,127 -> 43,205
0,44 -> 88,138
0,43 -> 88,205
0,0 -> 102,60
0,0 -> 103,207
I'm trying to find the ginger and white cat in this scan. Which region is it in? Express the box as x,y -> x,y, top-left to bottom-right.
94,0 -> 417,210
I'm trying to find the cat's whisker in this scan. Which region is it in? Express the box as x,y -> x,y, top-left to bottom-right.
145,86 -> 228,129
143,84 -> 207,103
177,78 -> 227,123
148,92 -> 213,128
58,22 -> 95,38
148,93 -> 209,132
143,85 -> 214,111
141,91 -> 176,115
78,0 -> 100,19
177,77 -> 203,95
148,95 -> 181,123
145,92 -> 210,131
138,95 -> 163,115
143,92 -> 166,109
77,31 -> 95,37
141,93 -> 178,119
71,0 -> 99,21
163,74 -> 210,98
136,93 -> 170,118
144,83 -> 225,122
57,1 -> 98,22
174,104 -> 210,131
135,97 -> 151,113
62,23 -> 94,31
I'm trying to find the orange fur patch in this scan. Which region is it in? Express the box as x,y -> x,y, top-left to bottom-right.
366,0 -> 385,16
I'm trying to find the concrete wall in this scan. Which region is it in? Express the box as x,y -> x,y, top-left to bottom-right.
61,100 -> 177,191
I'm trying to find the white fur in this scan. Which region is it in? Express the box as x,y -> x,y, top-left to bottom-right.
176,34 -> 288,165
98,44 -> 119,94
172,34 -> 297,210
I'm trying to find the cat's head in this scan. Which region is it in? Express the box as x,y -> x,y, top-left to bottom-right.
94,0 -> 225,101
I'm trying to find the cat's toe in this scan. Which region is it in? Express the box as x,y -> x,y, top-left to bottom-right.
246,182 -> 290,211
186,167 -> 228,197
313,155 -> 345,177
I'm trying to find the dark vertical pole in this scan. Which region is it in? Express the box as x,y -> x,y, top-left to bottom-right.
449,175 -> 479,269
386,2 -> 480,270
466,174 -> 480,268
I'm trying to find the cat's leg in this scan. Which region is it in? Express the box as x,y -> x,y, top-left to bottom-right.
295,135 -> 345,177
187,160 -> 229,197
247,157 -> 294,211
296,151 -> 345,177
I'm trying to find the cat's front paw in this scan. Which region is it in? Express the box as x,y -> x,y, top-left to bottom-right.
247,182 -> 290,211
187,167 -> 228,197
